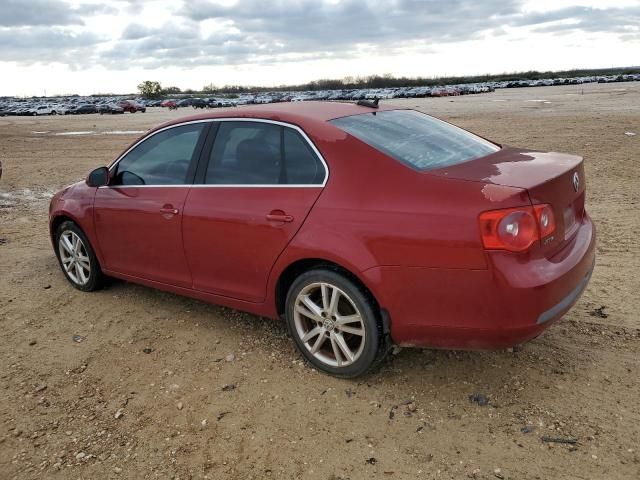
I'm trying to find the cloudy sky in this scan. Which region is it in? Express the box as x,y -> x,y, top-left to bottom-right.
1,0 -> 638,96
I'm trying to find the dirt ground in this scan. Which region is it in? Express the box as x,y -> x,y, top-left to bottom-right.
0,82 -> 638,480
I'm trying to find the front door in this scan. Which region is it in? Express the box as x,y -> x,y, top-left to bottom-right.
94,122 -> 207,287
182,120 -> 327,302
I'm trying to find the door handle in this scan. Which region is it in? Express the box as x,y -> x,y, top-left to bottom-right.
160,206 -> 179,215
266,210 -> 294,223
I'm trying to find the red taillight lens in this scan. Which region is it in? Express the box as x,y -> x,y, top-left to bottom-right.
479,204 -> 555,252
533,204 -> 556,238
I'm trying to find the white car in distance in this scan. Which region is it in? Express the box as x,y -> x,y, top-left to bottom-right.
29,105 -> 54,116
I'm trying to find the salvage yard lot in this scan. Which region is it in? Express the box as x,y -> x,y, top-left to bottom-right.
0,82 -> 638,479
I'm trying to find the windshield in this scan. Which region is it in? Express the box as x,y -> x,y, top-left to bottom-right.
330,110 -> 499,170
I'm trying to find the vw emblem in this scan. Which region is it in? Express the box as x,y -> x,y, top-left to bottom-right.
572,172 -> 580,192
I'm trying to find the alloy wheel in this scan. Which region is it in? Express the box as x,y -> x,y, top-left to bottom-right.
293,282 -> 366,367
58,230 -> 91,286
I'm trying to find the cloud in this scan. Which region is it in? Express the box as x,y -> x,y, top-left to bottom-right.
102,0 -> 639,68
0,0 -> 117,27
0,0 -> 83,27
180,0 -> 521,47
534,6 -> 640,39
520,6 -> 640,38
0,0 -> 638,70
103,21 -> 266,68
116,0 -> 149,14
121,23 -> 154,40
0,27 -> 103,64
101,0 -> 522,68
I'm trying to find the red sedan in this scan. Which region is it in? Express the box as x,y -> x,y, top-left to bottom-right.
49,102 -> 595,377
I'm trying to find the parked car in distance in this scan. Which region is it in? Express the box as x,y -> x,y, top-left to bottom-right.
51,104 -> 73,115
177,98 -> 195,107
98,103 -> 125,114
208,98 -> 235,108
49,102 -> 596,377
72,104 -> 98,114
191,98 -> 207,109
161,99 -> 178,109
119,100 -> 146,113
30,105 -> 54,116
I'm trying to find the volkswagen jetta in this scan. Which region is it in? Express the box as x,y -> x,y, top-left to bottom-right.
49,102 -> 596,377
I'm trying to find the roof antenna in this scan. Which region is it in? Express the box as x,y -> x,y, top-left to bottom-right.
357,97 -> 379,109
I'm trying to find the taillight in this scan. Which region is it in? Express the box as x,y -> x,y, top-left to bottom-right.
479,204 -> 555,252
533,204 -> 555,238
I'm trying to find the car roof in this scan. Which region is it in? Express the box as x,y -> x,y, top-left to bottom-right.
155,101 -> 404,132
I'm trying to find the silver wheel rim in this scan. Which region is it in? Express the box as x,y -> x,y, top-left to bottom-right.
58,231 -> 91,286
293,282 -> 366,368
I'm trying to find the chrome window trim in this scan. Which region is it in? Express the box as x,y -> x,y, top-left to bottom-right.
104,118 -> 329,188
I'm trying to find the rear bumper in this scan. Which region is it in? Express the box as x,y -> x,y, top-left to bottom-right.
536,265 -> 592,325
364,214 -> 596,349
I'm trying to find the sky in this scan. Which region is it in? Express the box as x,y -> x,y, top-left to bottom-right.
0,0 -> 639,97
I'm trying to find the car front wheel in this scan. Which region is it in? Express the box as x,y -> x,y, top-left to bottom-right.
55,221 -> 104,291
285,269 -> 388,377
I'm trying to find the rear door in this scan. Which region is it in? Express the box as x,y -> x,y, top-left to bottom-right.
182,120 -> 327,302
94,122 -> 208,287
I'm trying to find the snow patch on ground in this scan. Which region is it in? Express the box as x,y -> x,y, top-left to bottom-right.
0,188 -> 57,208
103,130 -> 145,135
32,130 -> 145,137
54,131 -> 96,136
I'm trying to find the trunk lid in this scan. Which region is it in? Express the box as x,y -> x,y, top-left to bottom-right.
430,147 -> 586,255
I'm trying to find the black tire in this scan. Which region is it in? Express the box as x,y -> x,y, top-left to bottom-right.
285,268 -> 388,378
54,221 -> 105,292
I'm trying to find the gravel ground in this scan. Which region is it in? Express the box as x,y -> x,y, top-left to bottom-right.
0,82 -> 638,479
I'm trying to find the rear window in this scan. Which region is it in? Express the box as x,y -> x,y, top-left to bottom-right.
330,110 -> 499,170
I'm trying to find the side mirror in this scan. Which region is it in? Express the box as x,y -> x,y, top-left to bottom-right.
86,166 -> 110,187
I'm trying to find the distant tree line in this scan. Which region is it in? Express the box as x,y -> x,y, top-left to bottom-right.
137,66 -> 639,98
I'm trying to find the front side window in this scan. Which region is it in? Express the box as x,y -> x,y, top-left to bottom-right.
205,121 -> 325,185
330,110 -> 499,171
112,123 -> 204,185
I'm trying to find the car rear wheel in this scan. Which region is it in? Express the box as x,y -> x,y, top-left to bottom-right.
285,269 -> 387,377
55,221 -> 104,291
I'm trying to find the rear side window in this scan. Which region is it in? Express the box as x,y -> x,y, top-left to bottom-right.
330,110 -> 499,170
283,128 -> 324,184
112,123 -> 204,185
206,122 -> 282,185
205,121 -> 325,185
